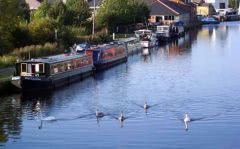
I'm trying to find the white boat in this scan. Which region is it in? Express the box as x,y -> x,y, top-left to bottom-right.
156,24 -> 184,41
238,2 -> 240,15
135,29 -> 158,48
156,25 -> 172,39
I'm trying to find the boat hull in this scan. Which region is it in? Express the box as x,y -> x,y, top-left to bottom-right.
11,65 -> 94,91
140,40 -> 157,48
95,56 -> 127,71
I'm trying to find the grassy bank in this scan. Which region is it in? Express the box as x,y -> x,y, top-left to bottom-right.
0,42 -> 64,69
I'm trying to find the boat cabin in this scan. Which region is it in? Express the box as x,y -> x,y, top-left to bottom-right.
85,43 -> 127,64
15,53 -> 93,77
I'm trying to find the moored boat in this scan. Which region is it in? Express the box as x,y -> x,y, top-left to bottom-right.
135,29 -> 158,48
11,52 -> 94,91
156,23 -> 185,42
201,17 -> 220,24
86,42 -> 128,71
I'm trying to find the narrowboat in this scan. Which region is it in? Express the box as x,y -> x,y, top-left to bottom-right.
11,53 -> 94,91
86,42 -> 127,71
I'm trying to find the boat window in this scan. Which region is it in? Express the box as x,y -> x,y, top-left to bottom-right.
31,64 -> 36,73
67,63 -> 71,70
21,63 -> 27,73
60,64 -> 65,72
39,63 -> 44,73
35,64 -> 39,72
27,64 -> 32,73
54,65 -> 58,73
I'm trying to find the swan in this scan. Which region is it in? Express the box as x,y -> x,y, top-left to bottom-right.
41,116 -> 57,121
184,113 -> 191,123
184,112 -> 190,130
96,109 -> 104,118
36,101 -> 57,121
144,101 -> 150,110
118,111 -> 125,122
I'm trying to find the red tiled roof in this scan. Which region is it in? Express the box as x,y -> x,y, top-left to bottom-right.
145,0 -> 191,16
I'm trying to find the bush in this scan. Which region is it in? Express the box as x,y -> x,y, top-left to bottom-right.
0,55 -> 17,68
28,18 -> 56,44
0,42 -> 63,68
12,23 -> 32,48
11,42 -> 60,59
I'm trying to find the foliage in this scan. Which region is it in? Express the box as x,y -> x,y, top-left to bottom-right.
48,0 -> 66,25
96,0 -> 149,33
229,0 -> 240,9
0,42 -> 62,68
12,23 -> 31,48
0,0 -> 21,53
0,55 -> 17,68
33,0 -> 50,19
65,0 -> 91,26
28,18 -> 57,44
11,42 -> 60,59
19,0 -> 30,23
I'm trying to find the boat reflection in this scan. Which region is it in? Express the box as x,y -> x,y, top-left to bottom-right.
0,96 -> 22,144
142,48 -> 151,56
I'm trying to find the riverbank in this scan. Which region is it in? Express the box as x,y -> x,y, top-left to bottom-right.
0,37 -> 142,95
0,67 -> 19,96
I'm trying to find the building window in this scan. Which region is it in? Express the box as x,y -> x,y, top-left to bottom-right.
220,3 -> 225,9
156,16 -> 163,22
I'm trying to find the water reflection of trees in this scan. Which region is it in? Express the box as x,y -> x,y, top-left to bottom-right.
0,96 -> 22,144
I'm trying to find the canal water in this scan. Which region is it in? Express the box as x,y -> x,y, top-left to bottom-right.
1,22 -> 240,149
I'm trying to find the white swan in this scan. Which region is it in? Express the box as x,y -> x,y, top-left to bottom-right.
144,101 -> 149,110
36,101 -> 56,129
184,113 -> 191,123
118,111 -> 125,122
184,113 -> 190,130
41,116 -> 57,121
36,101 -> 56,121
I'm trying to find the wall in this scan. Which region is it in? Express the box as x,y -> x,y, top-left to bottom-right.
197,6 -> 210,16
205,0 -> 229,10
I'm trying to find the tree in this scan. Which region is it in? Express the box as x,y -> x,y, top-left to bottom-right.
48,0 -> 66,25
33,0 -> 50,19
96,0 -> 149,33
65,0 -> 91,26
28,18 -> 56,44
19,0 -> 30,23
229,0 -> 240,9
0,0 -> 21,54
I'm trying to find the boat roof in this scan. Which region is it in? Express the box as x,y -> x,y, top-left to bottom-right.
135,29 -> 153,33
19,53 -> 88,64
118,37 -> 138,43
87,42 -> 124,51
157,25 -> 170,28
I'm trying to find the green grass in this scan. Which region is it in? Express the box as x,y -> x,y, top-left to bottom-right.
0,42 -> 64,69
0,75 -> 10,82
